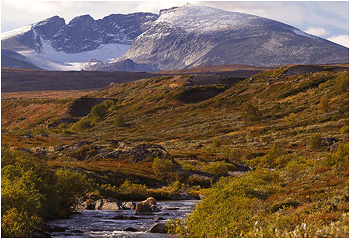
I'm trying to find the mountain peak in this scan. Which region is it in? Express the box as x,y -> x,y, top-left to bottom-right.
68,14 -> 95,26
155,3 -> 262,34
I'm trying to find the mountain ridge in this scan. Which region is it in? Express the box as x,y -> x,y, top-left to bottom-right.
1,3 -> 348,71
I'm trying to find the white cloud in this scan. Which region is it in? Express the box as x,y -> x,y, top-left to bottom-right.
305,27 -> 329,37
327,35 -> 349,48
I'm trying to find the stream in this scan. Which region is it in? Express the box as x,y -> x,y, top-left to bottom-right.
46,200 -> 200,238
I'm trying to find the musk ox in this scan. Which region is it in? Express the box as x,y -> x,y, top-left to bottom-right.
135,197 -> 157,215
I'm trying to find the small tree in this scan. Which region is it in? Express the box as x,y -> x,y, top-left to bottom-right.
309,134 -> 322,149
285,113 -> 296,124
152,157 -> 177,183
241,101 -> 260,121
317,95 -> 330,114
114,115 -> 126,127
212,138 -> 222,148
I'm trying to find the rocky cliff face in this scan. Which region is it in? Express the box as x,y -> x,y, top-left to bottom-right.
120,3 -> 349,69
16,13 -> 158,54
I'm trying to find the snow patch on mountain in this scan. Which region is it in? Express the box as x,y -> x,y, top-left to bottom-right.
1,26 -> 31,40
18,38 -> 130,71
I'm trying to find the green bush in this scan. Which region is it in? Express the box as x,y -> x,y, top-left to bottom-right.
152,157 -> 177,183
317,95 -> 330,114
285,113 -> 296,124
118,180 -> 148,200
114,114 -> 127,127
321,142 -> 349,170
340,125 -> 349,134
71,100 -> 117,131
241,101 -> 260,121
199,160 -> 236,176
1,208 -> 42,238
168,168 -> 282,237
211,138 -> 222,148
71,116 -> 92,131
1,147 -> 94,236
309,134 -> 322,149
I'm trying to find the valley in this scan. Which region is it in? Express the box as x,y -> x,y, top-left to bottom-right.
1,63 -> 348,237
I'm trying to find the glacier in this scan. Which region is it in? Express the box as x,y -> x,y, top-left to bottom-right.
17,39 -> 130,71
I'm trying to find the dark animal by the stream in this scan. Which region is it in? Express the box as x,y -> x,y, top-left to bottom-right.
135,197 -> 158,215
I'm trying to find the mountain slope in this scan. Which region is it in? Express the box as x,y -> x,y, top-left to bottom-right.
120,3 -> 349,69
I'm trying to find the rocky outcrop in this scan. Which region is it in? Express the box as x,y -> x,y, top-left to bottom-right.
171,190 -> 198,200
95,198 -> 122,210
321,137 -> 338,147
131,143 -> 171,163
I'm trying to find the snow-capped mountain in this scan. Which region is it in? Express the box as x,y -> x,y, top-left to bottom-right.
119,3 -> 348,69
1,3 -> 349,71
1,12 -> 158,71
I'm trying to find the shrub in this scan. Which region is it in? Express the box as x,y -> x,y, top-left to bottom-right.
90,100 -> 116,122
285,113 -> 296,124
200,160 -> 236,176
241,101 -> 260,121
337,72 -> 349,93
340,125 -> 349,134
152,157 -> 177,183
51,169 -> 94,218
1,208 -> 42,238
211,138 -> 222,148
321,142 -> 349,170
118,180 -> 148,200
114,114 -> 126,127
168,168 -> 282,237
317,95 -> 330,114
71,116 -> 92,131
309,134 -> 322,149
1,147 -> 94,236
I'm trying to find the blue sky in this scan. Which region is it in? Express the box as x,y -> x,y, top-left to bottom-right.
1,1 -> 349,47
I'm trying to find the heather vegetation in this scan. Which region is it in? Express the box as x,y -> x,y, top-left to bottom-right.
1,64 -> 349,237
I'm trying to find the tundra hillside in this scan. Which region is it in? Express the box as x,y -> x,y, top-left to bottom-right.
1,64 -> 349,237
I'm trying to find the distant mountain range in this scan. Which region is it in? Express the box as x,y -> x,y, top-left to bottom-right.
1,3 -> 348,71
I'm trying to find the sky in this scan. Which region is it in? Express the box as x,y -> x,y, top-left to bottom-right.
1,1 -> 349,47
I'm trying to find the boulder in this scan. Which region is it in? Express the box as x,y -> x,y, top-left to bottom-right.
123,227 -> 138,232
122,201 -> 136,210
321,137 -> 338,146
150,223 -> 167,233
85,200 -> 96,210
330,142 -> 339,151
171,190 -> 197,200
95,198 -> 121,210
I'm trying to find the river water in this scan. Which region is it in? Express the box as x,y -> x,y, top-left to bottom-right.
46,200 -> 200,238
